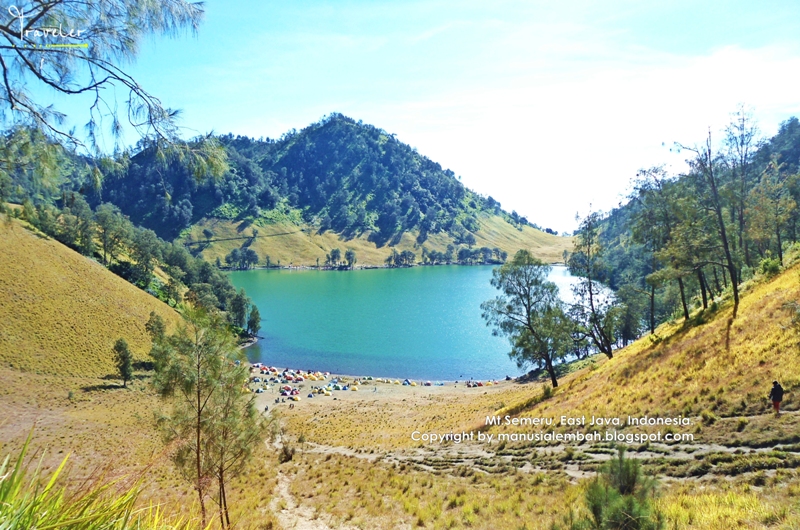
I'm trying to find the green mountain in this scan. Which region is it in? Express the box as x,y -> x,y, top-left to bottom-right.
95,113 -> 569,265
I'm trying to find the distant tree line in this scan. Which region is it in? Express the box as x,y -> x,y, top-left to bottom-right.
225,247 -> 259,270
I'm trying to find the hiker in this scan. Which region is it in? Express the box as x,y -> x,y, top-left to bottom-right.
769,381 -> 785,415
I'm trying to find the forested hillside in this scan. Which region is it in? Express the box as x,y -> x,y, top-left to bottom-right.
98,113 -> 542,244
591,112 -> 800,340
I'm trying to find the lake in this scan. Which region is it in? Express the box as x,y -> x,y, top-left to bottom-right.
228,264 -> 578,381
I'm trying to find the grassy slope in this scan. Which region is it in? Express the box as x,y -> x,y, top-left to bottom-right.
0,218 -> 181,376
0,216 -> 278,528
504,263 -> 800,429
183,213 -> 572,267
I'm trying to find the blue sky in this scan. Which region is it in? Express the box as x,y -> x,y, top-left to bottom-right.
54,0 -> 800,231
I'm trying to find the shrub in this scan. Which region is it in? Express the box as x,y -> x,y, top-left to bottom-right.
759,256 -> 781,278
279,444 -> 295,463
736,417 -> 748,432
700,410 -> 718,425
554,448 -> 664,530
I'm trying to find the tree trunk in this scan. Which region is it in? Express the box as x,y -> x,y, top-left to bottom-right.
777,225 -> 784,265
713,267 -> 722,293
197,365 -> 207,528
222,469 -> 231,529
218,482 -> 225,530
678,277 -> 689,321
702,270 -> 715,298
739,202 -> 751,267
649,284 -> 655,334
545,357 -> 558,388
702,140 -> 739,317
697,270 -> 708,310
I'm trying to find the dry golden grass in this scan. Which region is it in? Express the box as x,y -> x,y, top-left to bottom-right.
270,261 -> 800,528
275,445 -> 800,529
282,450 -> 576,529
656,475 -> 800,529
0,366 -> 281,529
183,213 -> 572,267
0,217 -> 181,377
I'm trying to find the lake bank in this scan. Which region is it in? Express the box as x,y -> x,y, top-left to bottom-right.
223,260 -> 569,273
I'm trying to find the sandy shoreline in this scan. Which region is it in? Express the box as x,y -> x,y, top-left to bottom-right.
249,365 -> 522,414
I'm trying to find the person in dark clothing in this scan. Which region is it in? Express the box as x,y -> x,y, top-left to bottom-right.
769,381 -> 785,415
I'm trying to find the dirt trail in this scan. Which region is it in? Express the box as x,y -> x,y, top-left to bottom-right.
270,472 -> 339,530
268,436 -> 360,530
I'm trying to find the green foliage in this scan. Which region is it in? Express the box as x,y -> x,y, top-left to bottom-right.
592,112 -> 800,337
258,201 -> 305,226
0,432 -> 197,529
228,289 -> 250,328
225,247 -> 259,270
327,247 -> 342,266
247,305 -> 261,336
0,127 -> 65,204
345,248 -> 357,269
96,203 -> 133,265
146,311 -> 167,344
113,338 -> 134,388
570,212 -> 618,357
210,203 -> 241,220
90,114 -> 524,244
759,256 -> 781,278
0,1 -> 204,148
16,190 -> 244,315
555,448 -> 663,530
151,307 -> 259,528
482,250 -> 576,388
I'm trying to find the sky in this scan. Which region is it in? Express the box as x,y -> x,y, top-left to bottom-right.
52,0 -> 800,232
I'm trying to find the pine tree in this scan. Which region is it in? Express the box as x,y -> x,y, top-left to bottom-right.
113,338 -> 133,388
247,305 -> 261,336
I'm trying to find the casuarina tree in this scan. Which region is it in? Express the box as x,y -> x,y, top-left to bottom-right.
481,250 -> 575,388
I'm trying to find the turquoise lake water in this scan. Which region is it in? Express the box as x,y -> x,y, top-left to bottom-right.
228,265 -> 577,381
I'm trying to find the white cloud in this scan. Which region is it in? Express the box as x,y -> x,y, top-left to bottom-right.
347,45 -> 800,232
